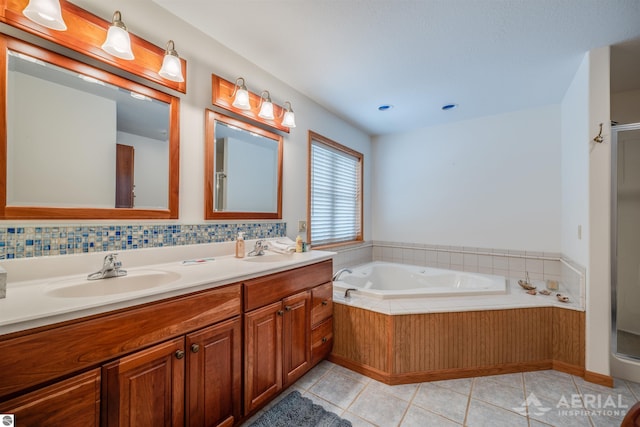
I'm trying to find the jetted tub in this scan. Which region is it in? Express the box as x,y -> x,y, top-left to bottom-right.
332,261 -> 507,299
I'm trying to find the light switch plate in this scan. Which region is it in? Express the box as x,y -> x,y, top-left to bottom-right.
298,220 -> 307,233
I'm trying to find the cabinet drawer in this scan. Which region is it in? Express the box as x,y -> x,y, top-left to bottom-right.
244,260 -> 332,311
311,282 -> 333,327
311,317 -> 333,364
0,368 -> 101,427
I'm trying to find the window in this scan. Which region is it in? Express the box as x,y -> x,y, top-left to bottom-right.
308,131 -> 363,248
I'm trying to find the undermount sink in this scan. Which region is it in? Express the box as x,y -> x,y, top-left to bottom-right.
244,253 -> 294,263
46,269 -> 182,298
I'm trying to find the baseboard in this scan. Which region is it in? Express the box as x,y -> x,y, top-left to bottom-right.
327,354 -> 391,383
552,360 -> 585,377
329,354 -> 556,385
584,370 -> 614,388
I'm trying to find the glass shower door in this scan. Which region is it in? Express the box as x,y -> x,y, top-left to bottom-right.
613,123 -> 640,360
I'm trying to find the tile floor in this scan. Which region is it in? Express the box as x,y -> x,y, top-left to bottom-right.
242,361 -> 640,427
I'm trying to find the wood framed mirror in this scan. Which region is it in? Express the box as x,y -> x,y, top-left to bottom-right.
0,35 -> 180,219
204,110 -> 283,220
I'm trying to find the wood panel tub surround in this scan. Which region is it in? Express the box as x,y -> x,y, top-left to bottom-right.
330,304 -> 586,385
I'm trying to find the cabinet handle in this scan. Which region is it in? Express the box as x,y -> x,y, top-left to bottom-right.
321,337 -> 328,343
277,310 -> 284,316
322,300 -> 329,306
285,306 -> 292,312
175,350 -> 185,360
191,344 -> 200,353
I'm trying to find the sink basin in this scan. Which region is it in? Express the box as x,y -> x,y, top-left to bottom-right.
46,270 -> 182,298
244,253 -> 295,263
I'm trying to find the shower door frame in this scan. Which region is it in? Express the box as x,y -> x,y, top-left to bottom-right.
611,122 -> 640,362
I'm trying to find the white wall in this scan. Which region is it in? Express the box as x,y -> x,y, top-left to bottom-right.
587,47 -> 612,377
561,53 -> 590,266
371,105 -> 561,252
116,131 -> 169,209
7,72 -> 116,207
611,89 -> 640,125
72,0 -> 372,240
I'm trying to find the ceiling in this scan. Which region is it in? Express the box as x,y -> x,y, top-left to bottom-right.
153,0 -> 640,136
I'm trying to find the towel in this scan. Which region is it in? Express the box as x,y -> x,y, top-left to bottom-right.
269,238 -> 296,254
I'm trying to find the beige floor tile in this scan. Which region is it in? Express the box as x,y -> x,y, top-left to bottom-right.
348,385 -> 410,426
411,382 -> 469,424
308,370 -> 367,410
465,399 -> 528,427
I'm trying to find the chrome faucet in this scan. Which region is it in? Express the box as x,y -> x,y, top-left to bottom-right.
332,268 -> 352,281
248,240 -> 269,257
87,253 -> 127,280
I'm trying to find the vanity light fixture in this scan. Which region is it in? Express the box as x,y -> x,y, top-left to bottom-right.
158,40 -> 184,82
281,101 -> 297,128
258,90 -> 275,120
231,77 -> 251,110
22,0 -> 67,31
101,10 -> 134,60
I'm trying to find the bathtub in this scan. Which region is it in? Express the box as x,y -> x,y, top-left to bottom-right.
332,262 -> 506,299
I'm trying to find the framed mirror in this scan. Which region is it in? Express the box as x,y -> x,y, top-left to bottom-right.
205,110 -> 283,220
0,35 -> 180,219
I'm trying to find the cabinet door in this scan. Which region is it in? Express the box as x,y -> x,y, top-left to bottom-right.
0,368 -> 100,427
186,317 -> 241,427
244,300 -> 282,415
283,290 -> 312,386
103,337 -> 185,427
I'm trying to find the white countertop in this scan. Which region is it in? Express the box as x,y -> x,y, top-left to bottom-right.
0,249 -> 334,335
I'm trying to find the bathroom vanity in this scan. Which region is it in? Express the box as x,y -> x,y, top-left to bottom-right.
0,253 -> 333,427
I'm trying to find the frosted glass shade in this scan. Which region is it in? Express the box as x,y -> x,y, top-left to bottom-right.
282,110 -> 296,128
158,53 -> 184,82
258,101 -> 274,120
23,0 -> 67,31
102,25 -> 134,60
232,88 -> 251,110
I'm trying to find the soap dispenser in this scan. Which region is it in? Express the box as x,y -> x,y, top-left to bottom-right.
235,232 -> 245,258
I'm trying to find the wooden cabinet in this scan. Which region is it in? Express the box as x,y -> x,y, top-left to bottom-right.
0,283 -> 241,426
244,301 -> 283,414
103,317 -> 242,427
186,317 -> 241,427
311,282 -> 334,364
103,337 -> 185,427
243,260 -> 333,416
283,291 -> 312,386
0,259 -> 332,425
0,369 -> 101,427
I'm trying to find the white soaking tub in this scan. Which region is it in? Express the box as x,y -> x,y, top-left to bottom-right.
332,262 -> 506,299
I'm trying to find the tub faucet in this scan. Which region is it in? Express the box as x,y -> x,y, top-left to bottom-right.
344,288 -> 358,298
332,268 -> 352,281
248,240 -> 268,257
87,253 -> 127,280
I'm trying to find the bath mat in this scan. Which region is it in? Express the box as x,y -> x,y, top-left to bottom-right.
249,390 -> 352,427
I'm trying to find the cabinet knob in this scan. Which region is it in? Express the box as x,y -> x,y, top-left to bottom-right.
321,300 -> 329,306
285,306 -> 292,312
321,337 -> 328,343
191,343 -> 200,353
277,310 -> 284,316
175,350 -> 185,359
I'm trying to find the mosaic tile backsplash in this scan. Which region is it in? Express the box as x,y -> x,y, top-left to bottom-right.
0,222 -> 286,259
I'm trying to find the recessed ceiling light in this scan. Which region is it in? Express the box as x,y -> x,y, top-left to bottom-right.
378,104 -> 393,111
442,104 -> 458,111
